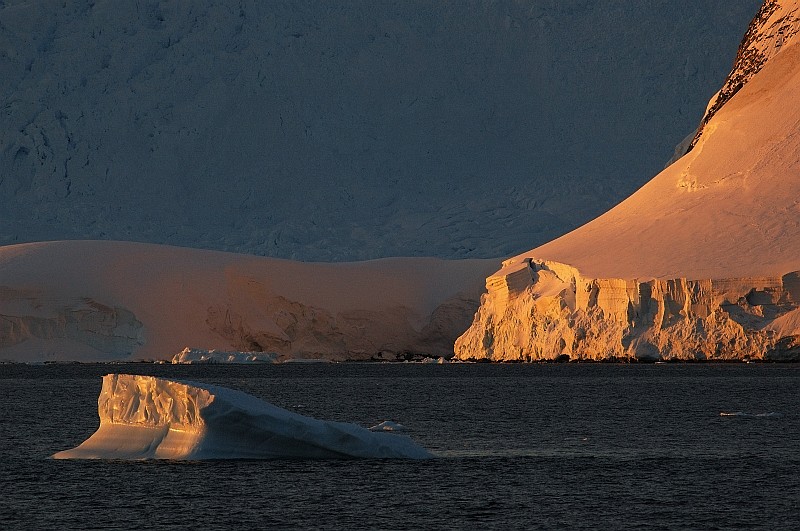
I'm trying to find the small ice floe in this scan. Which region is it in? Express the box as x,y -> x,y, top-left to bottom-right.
403,357 -> 448,364
420,357 -> 447,364
719,411 -> 783,418
369,420 -> 407,432
171,347 -> 278,364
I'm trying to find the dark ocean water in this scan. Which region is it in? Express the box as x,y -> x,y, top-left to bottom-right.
1,363 -> 799,530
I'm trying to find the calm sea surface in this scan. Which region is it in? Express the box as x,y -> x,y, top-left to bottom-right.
1,363 -> 799,529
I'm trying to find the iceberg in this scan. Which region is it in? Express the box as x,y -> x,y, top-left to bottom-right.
53,374 -> 432,460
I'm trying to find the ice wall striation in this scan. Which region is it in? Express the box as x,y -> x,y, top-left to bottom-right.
455,259 -> 800,362
0,288 -> 144,361
202,284 -> 482,362
53,374 -> 432,459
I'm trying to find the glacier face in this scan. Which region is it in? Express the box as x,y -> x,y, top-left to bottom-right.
53,374 -> 432,459
0,0 -> 760,261
455,0 -> 800,362
455,259 -> 800,362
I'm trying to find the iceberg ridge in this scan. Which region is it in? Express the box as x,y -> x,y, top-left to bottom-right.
53,374 -> 432,460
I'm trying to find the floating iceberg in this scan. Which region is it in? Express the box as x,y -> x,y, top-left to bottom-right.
53,374 -> 432,460
369,420 -> 407,432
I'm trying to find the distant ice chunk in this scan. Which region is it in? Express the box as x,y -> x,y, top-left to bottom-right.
719,411 -> 783,418
369,421 -> 407,432
53,374 -> 432,460
420,357 -> 448,364
171,347 -> 279,364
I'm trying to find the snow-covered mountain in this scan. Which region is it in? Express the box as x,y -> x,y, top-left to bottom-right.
0,240 -> 496,362
456,0 -> 800,362
0,1 -> 760,261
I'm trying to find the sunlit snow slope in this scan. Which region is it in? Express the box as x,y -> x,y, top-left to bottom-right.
54,374 -> 431,459
521,0 -> 800,281
0,240 -> 495,362
456,0 -> 800,362
0,0 -> 759,260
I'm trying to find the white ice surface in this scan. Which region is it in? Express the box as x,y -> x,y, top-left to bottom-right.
719,412 -> 783,418
53,374 -> 432,460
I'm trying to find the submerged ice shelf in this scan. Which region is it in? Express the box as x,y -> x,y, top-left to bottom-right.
53,374 -> 432,460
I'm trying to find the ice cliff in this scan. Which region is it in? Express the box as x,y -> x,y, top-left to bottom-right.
53,374 -> 432,459
456,259 -> 800,361
455,0 -> 800,362
0,290 -> 144,361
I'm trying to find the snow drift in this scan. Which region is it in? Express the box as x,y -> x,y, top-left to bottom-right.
53,374 -> 431,459
456,0 -> 800,362
0,240 -> 496,362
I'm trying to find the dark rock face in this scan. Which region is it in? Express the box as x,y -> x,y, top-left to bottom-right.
690,0 -> 800,150
766,335 -> 800,361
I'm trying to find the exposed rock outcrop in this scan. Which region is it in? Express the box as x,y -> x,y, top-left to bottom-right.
690,0 -> 800,150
